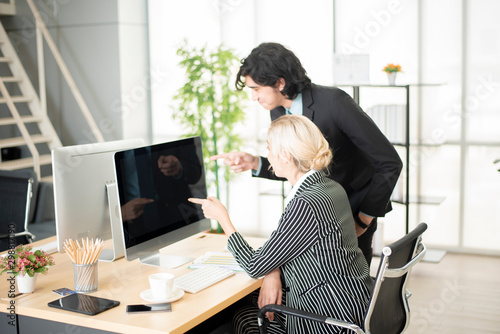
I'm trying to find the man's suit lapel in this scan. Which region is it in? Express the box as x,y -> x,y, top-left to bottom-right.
301,85 -> 315,122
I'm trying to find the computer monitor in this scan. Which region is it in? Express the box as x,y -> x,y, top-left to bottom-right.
52,138 -> 144,261
113,136 -> 210,269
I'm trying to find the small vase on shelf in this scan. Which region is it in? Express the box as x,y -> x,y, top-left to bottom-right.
387,72 -> 397,86
382,64 -> 402,86
16,273 -> 38,294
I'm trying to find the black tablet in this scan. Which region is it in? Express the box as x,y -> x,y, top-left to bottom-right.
48,294 -> 120,316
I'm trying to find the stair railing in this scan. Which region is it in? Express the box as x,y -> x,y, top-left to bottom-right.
0,78 -> 40,177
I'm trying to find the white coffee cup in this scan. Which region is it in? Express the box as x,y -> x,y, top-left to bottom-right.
149,273 -> 175,300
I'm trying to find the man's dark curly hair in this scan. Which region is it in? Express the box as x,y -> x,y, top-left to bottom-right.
235,43 -> 311,100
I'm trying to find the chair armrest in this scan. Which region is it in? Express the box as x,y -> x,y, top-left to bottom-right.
384,243 -> 426,278
257,304 -> 364,334
258,304 -> 327,324
0,231 -> 35,239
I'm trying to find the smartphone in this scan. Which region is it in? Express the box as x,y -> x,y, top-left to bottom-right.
52,288 -> 76,296
126,302 -> 172,313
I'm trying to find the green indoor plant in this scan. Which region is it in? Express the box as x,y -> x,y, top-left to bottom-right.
172,41 -> 246,232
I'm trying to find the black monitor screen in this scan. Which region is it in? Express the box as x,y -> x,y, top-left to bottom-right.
114,137 -> 207,249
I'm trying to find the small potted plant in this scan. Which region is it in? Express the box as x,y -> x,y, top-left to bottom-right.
382,63 -> 402,85
0,244 -> 55,293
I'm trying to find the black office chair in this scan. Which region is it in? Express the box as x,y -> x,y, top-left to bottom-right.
0,172 -> 36,251
257,223 -> 428,334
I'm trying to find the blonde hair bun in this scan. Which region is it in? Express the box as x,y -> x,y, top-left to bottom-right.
268,115 -> 332,173
311,146 -> 333,170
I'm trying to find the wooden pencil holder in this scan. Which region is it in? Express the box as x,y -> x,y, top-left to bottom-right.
73,262 -> 98,293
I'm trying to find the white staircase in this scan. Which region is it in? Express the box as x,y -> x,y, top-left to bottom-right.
0,21 -> 61,182
0,0 -> 104,183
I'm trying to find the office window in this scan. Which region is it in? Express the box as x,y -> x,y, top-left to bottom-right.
462,0 -> 500,251
336,0 -> 500,254
148,0 -> 333,237
148,0 -> 500,253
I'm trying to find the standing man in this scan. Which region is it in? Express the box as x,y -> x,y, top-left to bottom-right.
214,42 -> 402,265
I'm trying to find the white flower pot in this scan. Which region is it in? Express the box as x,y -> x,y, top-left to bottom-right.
387,72 -> 397,86
16,273 -> 38,293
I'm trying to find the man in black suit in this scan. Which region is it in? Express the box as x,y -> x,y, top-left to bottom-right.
214,42 -> 402,264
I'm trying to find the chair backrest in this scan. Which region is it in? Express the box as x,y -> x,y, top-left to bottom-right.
364,223 -> 427,334
0,169 -> 38,223
0,173 -> 35,251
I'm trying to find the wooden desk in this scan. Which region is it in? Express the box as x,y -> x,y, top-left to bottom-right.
1,233 -> 264,334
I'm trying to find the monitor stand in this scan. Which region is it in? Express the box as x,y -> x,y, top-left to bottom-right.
99,182 -> 125,262
139,252 -> 194,269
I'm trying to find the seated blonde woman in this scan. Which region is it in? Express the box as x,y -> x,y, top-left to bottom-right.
189,115 -> 373,333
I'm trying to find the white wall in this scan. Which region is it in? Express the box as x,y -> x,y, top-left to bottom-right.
1,0 -> 150,145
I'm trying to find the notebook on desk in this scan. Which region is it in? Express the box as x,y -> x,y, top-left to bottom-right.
189,251 -> 243,271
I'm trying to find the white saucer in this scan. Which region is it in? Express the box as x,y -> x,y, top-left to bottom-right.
140,288 -> 184,303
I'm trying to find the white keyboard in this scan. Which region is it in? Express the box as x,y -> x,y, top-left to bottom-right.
32,240 -> 58,254
174,266 -> 235,294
